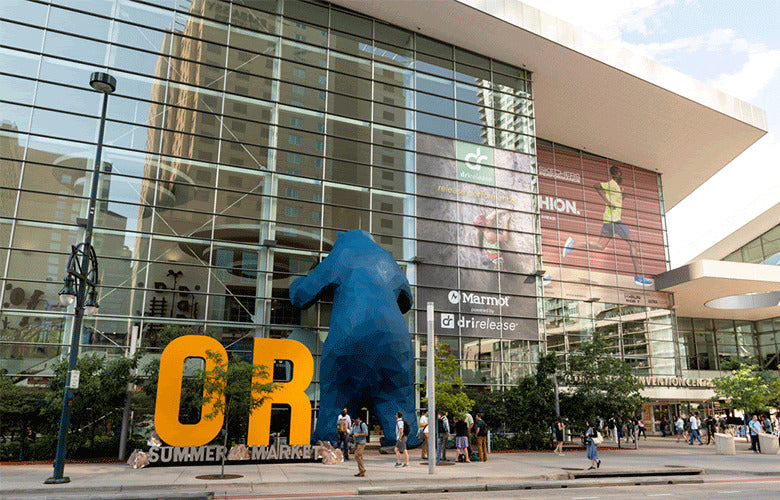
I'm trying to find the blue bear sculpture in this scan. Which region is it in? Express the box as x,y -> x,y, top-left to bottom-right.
289,230 -> 419,447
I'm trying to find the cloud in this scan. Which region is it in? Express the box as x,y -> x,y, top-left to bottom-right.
626,29 -> 745,58
628,29 -> 780,101
520,0 -> 672,40
708,48 -> 780,101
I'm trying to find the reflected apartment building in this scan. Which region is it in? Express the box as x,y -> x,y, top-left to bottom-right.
0,0 -> 777,435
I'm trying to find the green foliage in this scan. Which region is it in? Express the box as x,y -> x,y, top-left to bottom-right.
421,344 -> 473,419
712,363 -> 779,414
0,371 -> 47,444
472,353 -> 558,450
199,349 -> 277,444
471,390 -> 508,432
563,331 -> 644,431
43,353 -> 139,454
0,434 -> 148,461
143,324 -> 216,348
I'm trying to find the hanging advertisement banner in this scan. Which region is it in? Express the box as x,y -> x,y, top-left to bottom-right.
537,144 -> 671,308
415,134 -> 538,340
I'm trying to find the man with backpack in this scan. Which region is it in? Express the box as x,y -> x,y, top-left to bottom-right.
351,415 -> 368,477
394,411 -> 409,467
437,411 -> 450,464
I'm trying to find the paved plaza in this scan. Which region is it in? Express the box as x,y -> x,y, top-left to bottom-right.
1,436 -> 778,498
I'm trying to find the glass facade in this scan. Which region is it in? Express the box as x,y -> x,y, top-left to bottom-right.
1,0 -> 694,427
0,0 -> 537,399
723,224 -> 780,265
678,223 -> 780,371
537,141 -> 675,377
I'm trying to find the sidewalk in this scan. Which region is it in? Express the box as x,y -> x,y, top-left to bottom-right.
1,437 -> 777,498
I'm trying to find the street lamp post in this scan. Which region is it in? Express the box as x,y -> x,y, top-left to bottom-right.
46,72 -> 116,485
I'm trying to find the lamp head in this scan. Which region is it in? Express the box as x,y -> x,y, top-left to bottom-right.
84,288 -> 100,316
89,72 -> 116,94
58,276 -> 77,306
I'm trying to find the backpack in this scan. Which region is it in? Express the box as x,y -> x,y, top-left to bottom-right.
437,417 -> 446,434
403,420 -> 410,437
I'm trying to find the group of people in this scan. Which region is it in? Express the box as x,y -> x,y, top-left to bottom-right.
672,413 -> 716,445
552,419 -> 602,470
423,410 -> 488,465
335,407 -> 489,477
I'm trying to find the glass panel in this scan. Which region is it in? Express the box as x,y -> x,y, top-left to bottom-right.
44,31 -> 109,67
49,6 -> 112,39
0,48 -> 40,79
759,225 -> 780,263
283,0 -> 329,28
0,314 -> 66,376
0,103 -> 33,133
0,20 -> 44,53
0,0 -> 48,25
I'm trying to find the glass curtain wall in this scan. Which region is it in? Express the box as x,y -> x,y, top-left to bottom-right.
538,140 -> 676,376
679,222 -> 780,372
0,0 -> 536,406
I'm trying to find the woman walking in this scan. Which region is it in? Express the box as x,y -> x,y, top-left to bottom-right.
554,419 -> 565,455
455,416 -> 471,462
585,421 -> 600,470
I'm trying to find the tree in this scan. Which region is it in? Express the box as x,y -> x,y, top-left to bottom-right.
44,353 -> 138,454
0,371 -> 47,446
472,354 -> 558,450
422,344 -> 473,419
712,363 -> 779,417
199,349 -> 276,478
563,331 -> 644,431
471,389 -> 508,433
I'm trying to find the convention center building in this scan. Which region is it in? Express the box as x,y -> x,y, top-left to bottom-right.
1,0 -> 777,433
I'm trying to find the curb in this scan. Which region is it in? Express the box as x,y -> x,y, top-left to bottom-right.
357,475 -> 705,495
0,472 -> 567,497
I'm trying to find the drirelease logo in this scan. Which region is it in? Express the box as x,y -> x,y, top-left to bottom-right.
456,141 -> 495,186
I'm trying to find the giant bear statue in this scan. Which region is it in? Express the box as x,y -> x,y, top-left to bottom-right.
289,229 -> 419,447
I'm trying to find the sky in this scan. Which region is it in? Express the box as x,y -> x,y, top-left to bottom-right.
520,0 -> 780,267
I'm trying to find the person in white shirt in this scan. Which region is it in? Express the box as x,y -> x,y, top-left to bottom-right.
336,407 -> 352,460
419,410 -> 429,460
394,411 -> 409,467
688,413 -> 703,445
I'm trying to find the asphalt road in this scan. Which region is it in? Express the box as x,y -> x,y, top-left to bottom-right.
205,476 -> 780,499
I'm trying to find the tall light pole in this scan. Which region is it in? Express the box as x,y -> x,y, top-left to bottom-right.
46,72 -> 116,485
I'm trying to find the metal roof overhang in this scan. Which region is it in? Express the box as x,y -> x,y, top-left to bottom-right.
655,260 -> 780,321
331,0 -> 767,209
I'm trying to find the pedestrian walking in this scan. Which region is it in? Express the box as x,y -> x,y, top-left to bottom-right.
394,411 -> 410,467
351,415 -> 368,477
584,421 -> 600,470
688,413 -> 703,445
455,416 -> 471,462
675,415 -> 684,442
637,417 -> 647,439
554,419 -> 565,455
706,416 -> 717,445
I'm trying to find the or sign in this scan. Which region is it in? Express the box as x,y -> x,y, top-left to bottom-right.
154,336 -> 314,448
69,370 -> 80,389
